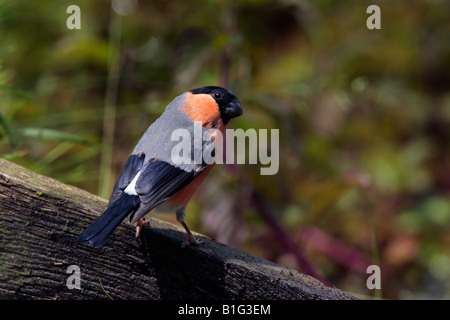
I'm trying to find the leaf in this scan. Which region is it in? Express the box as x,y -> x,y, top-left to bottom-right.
0,85 -> 30,98
14,127 -> 92,145
1,151 -> 26,160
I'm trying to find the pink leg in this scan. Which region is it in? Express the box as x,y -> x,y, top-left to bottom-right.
180,222 -> 204,248
135,217 -> 150,238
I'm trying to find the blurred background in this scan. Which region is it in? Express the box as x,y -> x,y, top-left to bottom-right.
1,0 -> 449,299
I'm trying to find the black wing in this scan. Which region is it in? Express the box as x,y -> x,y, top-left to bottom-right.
129,159 -> 205,223
108,153 -> 146,206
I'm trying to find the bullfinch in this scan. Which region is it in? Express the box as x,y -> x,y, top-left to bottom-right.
77,86 -> 243,247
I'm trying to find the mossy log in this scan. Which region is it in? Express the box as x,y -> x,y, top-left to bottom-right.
0,159 -> 356,300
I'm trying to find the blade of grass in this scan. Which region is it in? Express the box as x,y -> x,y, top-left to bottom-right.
36,145 -> 99,177
34,141 -> 74,171
1,150 -> 26,161
0,110 -> 11,139
98,277 -> 113,300
14,127 -> 92,145
98,3 -> 123,199
0,84 -> 31,98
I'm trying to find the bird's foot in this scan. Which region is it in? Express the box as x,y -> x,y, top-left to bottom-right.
181,234 -> 204,248
135,217 -> 150,238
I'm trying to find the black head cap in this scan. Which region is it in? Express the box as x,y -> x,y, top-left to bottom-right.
190,86 -> 243,124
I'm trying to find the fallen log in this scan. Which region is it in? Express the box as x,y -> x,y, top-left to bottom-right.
0,159 -> 356,300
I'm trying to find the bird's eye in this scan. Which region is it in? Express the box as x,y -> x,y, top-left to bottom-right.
213,91 -> 223,100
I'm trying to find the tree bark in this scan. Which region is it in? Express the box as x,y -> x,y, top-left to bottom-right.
0,159 -> 356,300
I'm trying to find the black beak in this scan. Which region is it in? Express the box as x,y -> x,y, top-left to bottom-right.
224,100 -> 243,120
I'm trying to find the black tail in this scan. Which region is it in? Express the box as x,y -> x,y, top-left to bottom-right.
77,193 -> 140,246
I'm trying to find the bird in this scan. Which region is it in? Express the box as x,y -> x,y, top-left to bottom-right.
77,86 -> 243,247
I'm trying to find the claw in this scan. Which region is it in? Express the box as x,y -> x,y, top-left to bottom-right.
180,221 -> 204,248
181,234 -> 204,248
135,217 -> 150,238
